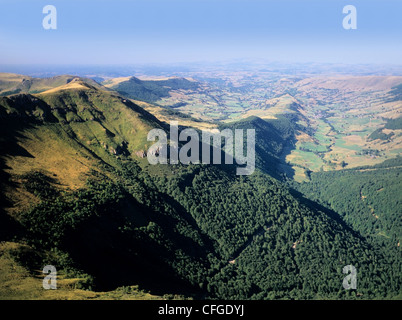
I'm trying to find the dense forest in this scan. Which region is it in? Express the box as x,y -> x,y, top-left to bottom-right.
292,157 -> 402,299
0,82 -> 400,300
5,158 -> 401,299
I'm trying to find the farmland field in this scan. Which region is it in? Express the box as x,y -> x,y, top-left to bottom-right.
137,69 -> 401,180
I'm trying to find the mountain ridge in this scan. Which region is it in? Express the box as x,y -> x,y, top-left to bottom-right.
0,73 -> 107,96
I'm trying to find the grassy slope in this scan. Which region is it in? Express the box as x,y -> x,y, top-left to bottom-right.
0,81 -> 165,216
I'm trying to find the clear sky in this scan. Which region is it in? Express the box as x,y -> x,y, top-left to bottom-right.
0,0 -> 401,66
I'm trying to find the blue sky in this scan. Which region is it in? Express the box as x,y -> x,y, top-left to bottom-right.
0,0 -> 401,65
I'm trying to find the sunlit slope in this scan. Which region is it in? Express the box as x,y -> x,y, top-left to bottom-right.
37,79 -> 163,153
0,79 -> 163,214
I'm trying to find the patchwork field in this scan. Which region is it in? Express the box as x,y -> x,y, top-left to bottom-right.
140,71 -> 401,181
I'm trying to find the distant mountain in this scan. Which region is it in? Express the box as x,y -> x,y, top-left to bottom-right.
103,76 -> 199,103
292,157 -> 402,297
295,75 -> 402,92
0,73 -> 106,96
